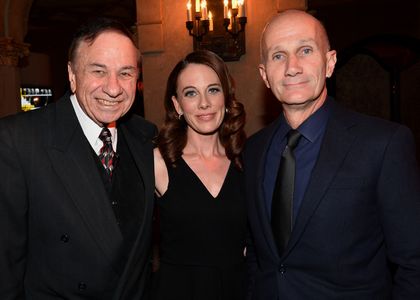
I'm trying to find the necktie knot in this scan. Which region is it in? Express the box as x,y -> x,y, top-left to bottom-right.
99,127 -> 113,145
98,127 -> 117,177
287,129 -> 301,150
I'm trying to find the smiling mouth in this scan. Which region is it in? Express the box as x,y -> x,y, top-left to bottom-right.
98,98 -> 121,106
197,113 -> 215,120
284,81 -> 307,87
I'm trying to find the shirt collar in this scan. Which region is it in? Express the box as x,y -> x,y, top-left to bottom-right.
277,97 -> 331,143
70,94 -> 117,154
297,98 -> 331,143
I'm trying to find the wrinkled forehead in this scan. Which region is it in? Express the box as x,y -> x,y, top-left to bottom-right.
73,31 -> 140,67
269,13 -> 322,42
261,12 -> 329,59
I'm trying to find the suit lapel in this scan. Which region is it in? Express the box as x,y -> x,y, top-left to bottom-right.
253,118 -> 285,258
119,121 -> 155,240
284,104 -> 357,257
113,119 -> 156,297
47,97 -> 123,270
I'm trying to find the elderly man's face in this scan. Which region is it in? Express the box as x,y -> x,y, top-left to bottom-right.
68,30 -> 139,126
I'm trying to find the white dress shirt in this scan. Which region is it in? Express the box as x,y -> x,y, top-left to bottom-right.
70,94 -> 118,155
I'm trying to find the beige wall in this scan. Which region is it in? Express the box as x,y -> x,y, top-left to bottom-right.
137,0 -> 307,136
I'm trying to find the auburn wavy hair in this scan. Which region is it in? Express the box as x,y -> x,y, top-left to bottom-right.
155,50 -> 246,170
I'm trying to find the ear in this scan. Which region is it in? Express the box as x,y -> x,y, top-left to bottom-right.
68,62 -> 76,93
258,64 -> 271,88
325,50 -> 337,78
171,95 -> 182,115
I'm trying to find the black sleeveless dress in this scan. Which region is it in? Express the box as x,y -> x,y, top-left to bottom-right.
152,158 -> 247,300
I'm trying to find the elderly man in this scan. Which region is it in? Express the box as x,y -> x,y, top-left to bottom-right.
0,18 -> 156,299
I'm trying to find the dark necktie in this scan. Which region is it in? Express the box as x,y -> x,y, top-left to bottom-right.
98,127 -> 118,178
271,129 -> 301,256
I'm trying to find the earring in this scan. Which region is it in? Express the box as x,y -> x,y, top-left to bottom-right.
178,112 -> 183,120
225,108 -> 229,114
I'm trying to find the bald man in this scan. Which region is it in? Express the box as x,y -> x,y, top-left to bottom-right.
244,10 -> 420,299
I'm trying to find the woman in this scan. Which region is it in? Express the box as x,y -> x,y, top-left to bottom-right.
152,50 -> 247,300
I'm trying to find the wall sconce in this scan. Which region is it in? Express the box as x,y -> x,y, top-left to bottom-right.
186,0 -> 247,61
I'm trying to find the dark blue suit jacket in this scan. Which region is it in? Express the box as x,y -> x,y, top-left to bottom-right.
244,100 -> 420,300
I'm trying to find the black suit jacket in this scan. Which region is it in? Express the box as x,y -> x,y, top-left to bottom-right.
0,95 -> 157,299
244,100 -> 420,300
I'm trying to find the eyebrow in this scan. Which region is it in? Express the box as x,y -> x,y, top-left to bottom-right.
181,83 -> 221,92
297,38 -> 317,45
181,85 -> 196,92
87,63 -> 107,69
87,63 -> 137,71
268,38 -> 317,53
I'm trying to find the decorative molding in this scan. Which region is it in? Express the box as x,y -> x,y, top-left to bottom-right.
0,38 -> 30,66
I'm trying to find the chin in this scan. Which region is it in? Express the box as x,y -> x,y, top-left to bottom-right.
193,126 -> 220,136
280,92 -> 313,103
96,113 -> 123,125
281,98 -> 307,105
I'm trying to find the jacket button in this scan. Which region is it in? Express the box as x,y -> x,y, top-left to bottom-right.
78,282 -> 87,291
279,264 -> 286,274
60,234 -> 69,243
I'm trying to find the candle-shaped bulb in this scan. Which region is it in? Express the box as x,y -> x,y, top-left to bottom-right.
209,11 -> 214,31
186,1 -> 192,21
223,0 -> 229,19
228,9 -> 232,30
232,0 -> 238,9
238,0 -> 245,17
201,0 -> 208,20
195,0 -> 201,13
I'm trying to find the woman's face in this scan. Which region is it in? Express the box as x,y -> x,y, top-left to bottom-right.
172,63 -> 226,135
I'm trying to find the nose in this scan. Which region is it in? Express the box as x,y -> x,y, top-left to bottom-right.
285,55 -> 303,77
198,94 -> 211,109
103,74 -> 123,98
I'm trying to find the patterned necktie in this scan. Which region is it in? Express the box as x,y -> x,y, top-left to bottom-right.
98,127 -> 118,178
271,129 -> 301,256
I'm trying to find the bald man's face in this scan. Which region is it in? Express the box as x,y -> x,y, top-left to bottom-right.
259,12 -> 337,109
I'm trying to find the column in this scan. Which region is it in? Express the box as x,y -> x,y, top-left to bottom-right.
0,38 -> 30,117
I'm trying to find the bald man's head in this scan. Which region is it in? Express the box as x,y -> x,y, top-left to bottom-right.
260,10 -> 331,64
257,9 -> 337,113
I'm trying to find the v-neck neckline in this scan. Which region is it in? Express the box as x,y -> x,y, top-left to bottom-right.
180,157 -> 232,199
